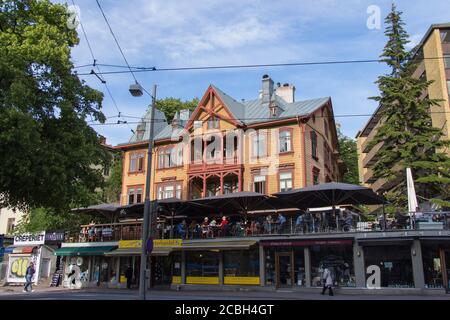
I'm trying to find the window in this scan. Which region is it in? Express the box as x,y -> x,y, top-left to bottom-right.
312,167 -> 320,185
130,154 -> 137,172
193,120 -> 202,129
441,30 -> 450,43
224,249 -> 260,278
251,131 -> 267,158
279,130 -> 292,153
6,218 -> 15,234
156,182 -> 182,200
129,152 -> 145,173
447,80 -> 450,95
310,245 -> 354,287
207,116 -> 219,129
324,120 -> 329,138
186,251 -> 219,277
444,55 -> 450,68
127,186 -> 143,204
279,171 -> 293,192
310,131 -> 318,159
253,175 -> 266,194
158,147 -> 182,169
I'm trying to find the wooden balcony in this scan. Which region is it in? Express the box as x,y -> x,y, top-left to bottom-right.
188,156 -> 242,173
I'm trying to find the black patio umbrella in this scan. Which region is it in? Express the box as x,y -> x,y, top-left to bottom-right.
188,192 -> 293,219
273,182 -> 385,209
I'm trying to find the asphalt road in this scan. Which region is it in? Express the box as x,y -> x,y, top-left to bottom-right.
0,289 -> 449,300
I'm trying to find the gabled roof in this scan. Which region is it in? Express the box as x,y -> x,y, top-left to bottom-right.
118,85 -> 332,146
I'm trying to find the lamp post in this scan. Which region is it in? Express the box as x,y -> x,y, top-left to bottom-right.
130,83 -> 157,300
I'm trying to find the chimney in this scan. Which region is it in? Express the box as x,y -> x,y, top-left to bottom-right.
261,74 -> 274,106
136,123 -> 145,140
172,111 -> 180,128
275,83 -> 296,103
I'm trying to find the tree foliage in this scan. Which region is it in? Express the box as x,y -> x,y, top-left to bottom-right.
369,4 -> 450,208
0,0 -> 110,212
156,97 -> 199,122
337,129 -> 359,185
104,156 -> 123,203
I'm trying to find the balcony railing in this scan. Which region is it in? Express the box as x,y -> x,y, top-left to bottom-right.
64,213 -> 450,243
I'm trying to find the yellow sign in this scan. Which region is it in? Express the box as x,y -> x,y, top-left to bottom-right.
120,275 -> 127,283
154,239 -> 182,247
119,239 -> 182,249
224,276 -> 260,285
172,276 -> 181,284
186,276 -> 219,285
118,240 -> 142,249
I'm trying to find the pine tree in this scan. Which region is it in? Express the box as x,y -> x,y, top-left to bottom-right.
369,4 -> 450,209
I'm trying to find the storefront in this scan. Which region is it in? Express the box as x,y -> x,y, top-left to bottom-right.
261,239 -> 354,288
421,240 -> 450,290
54,242 -> 117,288
5,232 -> 56,284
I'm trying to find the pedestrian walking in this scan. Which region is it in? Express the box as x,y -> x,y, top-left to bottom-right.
23,262 -> 35,293
321,265 -> 334,296
125,265 -> 133,289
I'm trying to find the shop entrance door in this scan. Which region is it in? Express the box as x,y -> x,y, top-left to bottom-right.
275,252 -> 294,288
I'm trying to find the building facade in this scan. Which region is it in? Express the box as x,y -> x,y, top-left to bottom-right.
356,23 -> 450,192
117,74 -> 342,204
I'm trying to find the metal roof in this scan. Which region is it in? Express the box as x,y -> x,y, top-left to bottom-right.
119,86 -> 331,145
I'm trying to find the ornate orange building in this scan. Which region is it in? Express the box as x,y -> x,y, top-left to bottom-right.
115,75 -> 343,205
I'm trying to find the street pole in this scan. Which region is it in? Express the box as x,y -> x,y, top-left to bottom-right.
139,84 -> 157,300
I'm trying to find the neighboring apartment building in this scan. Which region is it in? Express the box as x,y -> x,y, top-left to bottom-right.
0,207 -> 26,235
356,23 -> 450,192
116,75 -> 343,205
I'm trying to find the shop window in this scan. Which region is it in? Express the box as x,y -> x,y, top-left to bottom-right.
293,248 -> 306,287
279,171 -> 293,192
224,249 -> 260,277
186,251 -> 219,277
253,175 -> 266,194
279,129 -> 292,153
422,245 -> 443,288
310,131 -> 318,159
310,245 -> 355,287
364,245 -> 414,288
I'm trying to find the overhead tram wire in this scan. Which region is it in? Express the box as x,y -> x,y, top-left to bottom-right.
95,0 -> 141,84
73,56 -> 448,76
71,0 -> 135,133
87,111 -> 450,126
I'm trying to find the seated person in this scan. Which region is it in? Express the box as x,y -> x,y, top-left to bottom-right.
295,214 -> 304,233
188,220 -> 198,239
343,211 -> 353,231
177,220 -> 187,239
201,217 -> 210,238
303,211 -> 312,232
234,221 -> 244,237
218,216 -> 228,236
276,213 -> 287,233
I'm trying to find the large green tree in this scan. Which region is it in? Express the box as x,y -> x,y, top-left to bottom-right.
0,0 -> 109,212
337,129 -> 359,185
369,4 -> 450,208
156,97 -> 199,123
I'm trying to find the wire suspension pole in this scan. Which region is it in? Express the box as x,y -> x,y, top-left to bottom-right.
139,84 -> 157,300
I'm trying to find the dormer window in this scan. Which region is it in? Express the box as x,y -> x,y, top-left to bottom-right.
136,124 -> 145,140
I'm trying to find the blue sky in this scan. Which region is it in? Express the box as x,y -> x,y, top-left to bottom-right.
56,0 -> 450,145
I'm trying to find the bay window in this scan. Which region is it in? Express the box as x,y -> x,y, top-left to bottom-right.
156,181 -> 183,200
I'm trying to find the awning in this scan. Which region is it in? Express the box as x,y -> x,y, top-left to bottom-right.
180,240 -> 257,250
54,245 -> 117,256
4,246 -> 38,254
357,238 -> 414,246
104,247 -> 172,256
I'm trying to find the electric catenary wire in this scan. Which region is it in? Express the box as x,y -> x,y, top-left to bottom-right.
72,0 -> 135,133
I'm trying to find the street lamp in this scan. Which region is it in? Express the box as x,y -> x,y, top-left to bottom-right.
130,83 -> 157,300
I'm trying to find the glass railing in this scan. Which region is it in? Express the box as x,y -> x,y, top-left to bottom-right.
64,213 -> 449,242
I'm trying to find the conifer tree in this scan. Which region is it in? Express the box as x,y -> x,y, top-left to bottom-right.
369,4 -> 450,208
